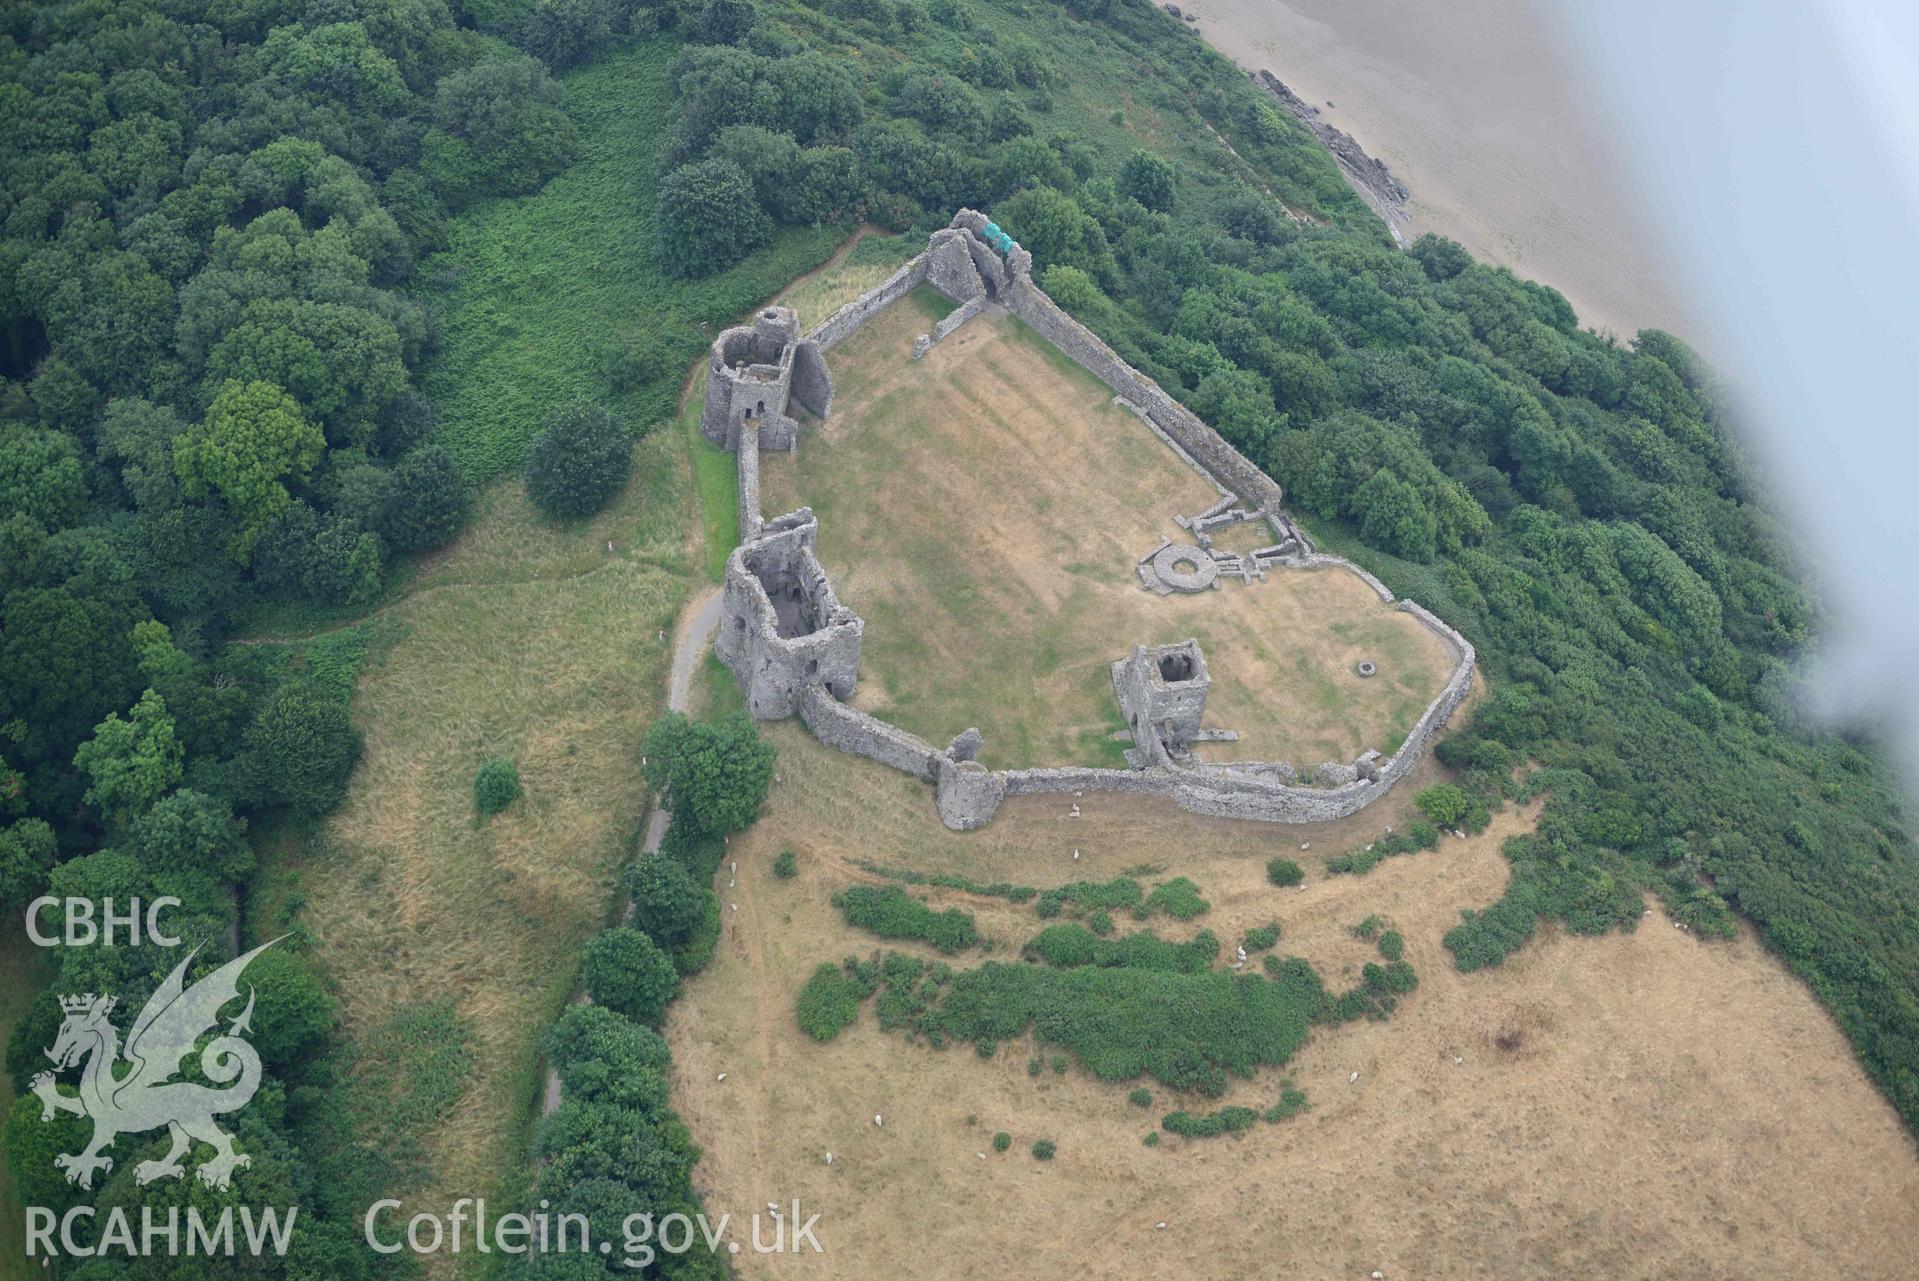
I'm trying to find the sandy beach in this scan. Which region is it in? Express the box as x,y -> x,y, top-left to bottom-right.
1186,0 -> 1696,340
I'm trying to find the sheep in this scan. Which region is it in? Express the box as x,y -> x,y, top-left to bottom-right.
874,1114 -> 883,1127
1349,1071 -> 1359,1084
716,1072 -> 727,1082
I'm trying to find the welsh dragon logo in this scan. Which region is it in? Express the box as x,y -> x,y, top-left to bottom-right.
31,939 -> 282,1192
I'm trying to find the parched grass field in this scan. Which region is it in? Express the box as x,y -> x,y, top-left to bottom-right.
666,722 -> 1919,1280
757,290 -> 1453,769
250,434 -> 691,1243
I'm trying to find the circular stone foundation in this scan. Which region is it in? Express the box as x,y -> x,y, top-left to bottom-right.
1356,660 -> 1378,678
1150,544 -> 1219,593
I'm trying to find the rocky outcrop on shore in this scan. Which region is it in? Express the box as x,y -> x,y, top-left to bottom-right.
1252,69 -> 1411,240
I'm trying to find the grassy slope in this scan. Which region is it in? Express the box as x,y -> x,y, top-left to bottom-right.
234,38 -> 870,1273
418,38 -> 846,480
247,450 -> 692,1263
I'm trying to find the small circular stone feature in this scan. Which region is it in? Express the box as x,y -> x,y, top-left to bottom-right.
1355,659 -> 1378,678
1150,544 -> 1219,593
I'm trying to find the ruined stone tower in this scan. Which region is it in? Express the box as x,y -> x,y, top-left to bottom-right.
1112,639 -> 1211,763
699,305 -> 833,452
715,509 -> 863,720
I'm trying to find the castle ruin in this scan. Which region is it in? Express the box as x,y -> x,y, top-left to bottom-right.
704,211 -> 1476,831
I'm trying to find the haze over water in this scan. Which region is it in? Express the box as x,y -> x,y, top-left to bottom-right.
1184,0 -> 1693,340
1192,0 -> 1919,793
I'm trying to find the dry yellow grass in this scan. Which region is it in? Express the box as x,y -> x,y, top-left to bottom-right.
758,290 -> 1453,768
263,431 -> 691,1247
772,229 -> 920,330
667,721 -> 1919,1280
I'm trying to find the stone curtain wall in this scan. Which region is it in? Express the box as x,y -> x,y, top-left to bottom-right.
807,256 -> 932,350
1003,277 -> 1284,513
931,296 -> 986,342
1002,766 -> 1176,798
737,420 -> 763,540
798,685 -> 941,779
711,213 -> 1476,830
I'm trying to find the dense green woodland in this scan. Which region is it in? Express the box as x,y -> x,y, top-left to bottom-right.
0,0 -> 1915,1272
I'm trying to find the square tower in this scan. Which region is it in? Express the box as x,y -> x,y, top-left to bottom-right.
1111,639 -> 1211,759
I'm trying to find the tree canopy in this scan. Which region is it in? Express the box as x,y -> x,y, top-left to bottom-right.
641,712 -> 777,837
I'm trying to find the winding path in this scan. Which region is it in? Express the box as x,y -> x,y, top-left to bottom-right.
540,586 -> 722,1117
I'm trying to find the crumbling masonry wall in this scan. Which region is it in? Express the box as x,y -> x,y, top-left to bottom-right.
715,512 -> 862,720
703,211 -> 1475,831
807,257 -> 931,350
1002,277 -> 1284,514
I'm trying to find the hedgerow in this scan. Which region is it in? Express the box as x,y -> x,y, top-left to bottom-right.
855,859 -> 1038,902
1325,821 -> 1444,875
1266,858 -> 1305,887
1161,1105 -> 1258,1138
1138,876 -> 1210,920
796,960 -> 870,1042
1242,923 -> 1282,951
833,884 -> 979,953
1034,876 -> 1142,918
1022,924 -> 1218,972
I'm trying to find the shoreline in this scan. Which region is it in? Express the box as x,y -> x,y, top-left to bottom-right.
1250,68 -> 1411,243
1182,0 -> 1696,339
